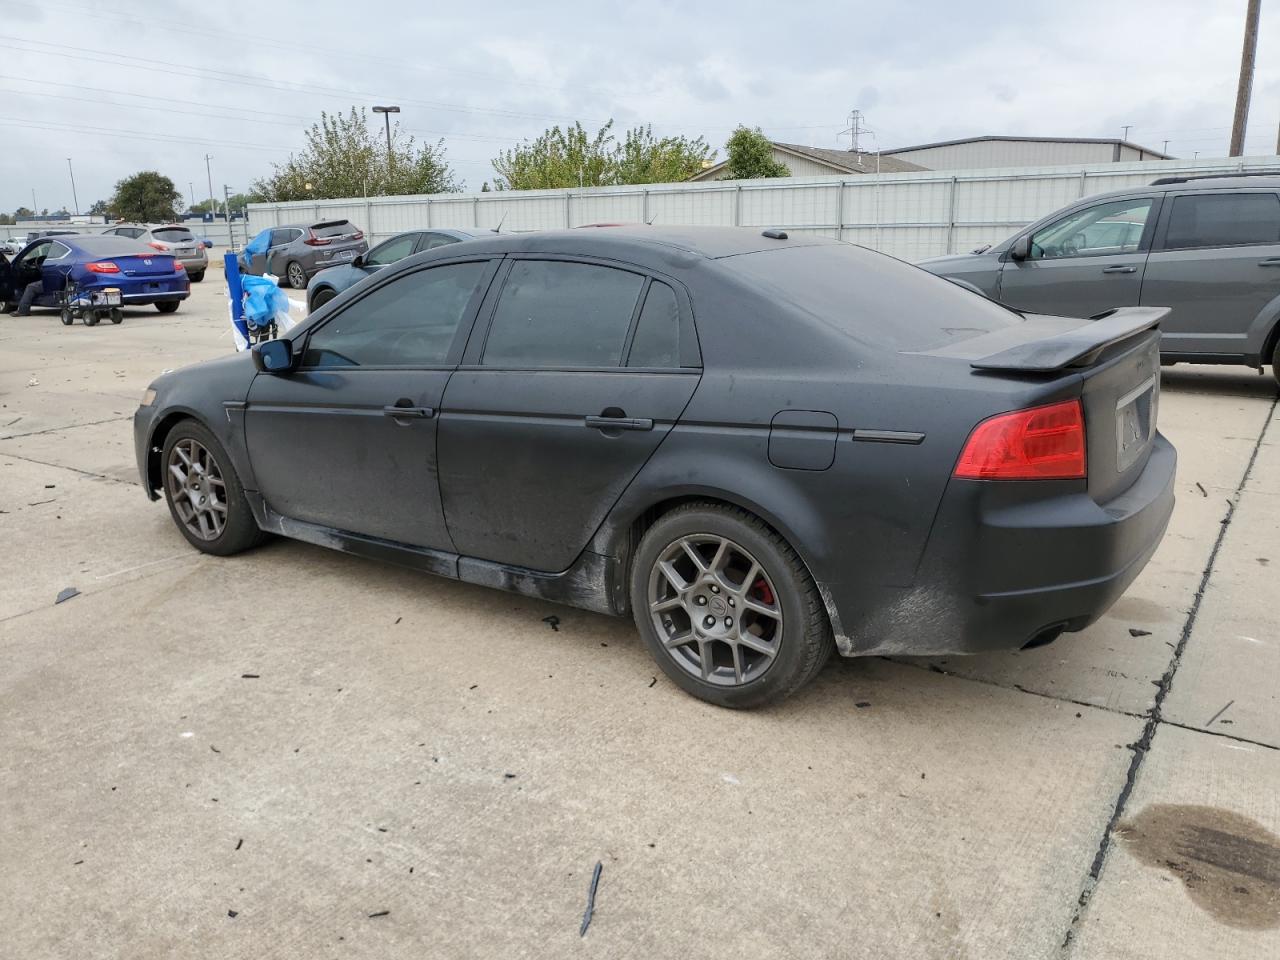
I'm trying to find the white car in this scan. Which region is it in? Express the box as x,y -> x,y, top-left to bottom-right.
2,238 -> 26,256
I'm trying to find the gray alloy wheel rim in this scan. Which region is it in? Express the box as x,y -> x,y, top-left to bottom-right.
648,534 -> 783,687
166,437 -> 228,541
288,262 -> 305,287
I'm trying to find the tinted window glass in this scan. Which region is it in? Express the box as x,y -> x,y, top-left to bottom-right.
153,227 -> 195,241
312,221 -> 357,238
1164,193 -> 1280,249
46,241 -> 71,260
1030,198 -> 1153,259
365,234 -> 418,266
718,243 -> 1023,352
483,260 -> 644,368
303,261 -> 487,368
269,229 -> 293,246
626,281 -> 682,368
422,234 -> 460,251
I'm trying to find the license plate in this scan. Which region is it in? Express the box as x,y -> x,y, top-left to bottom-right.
177,247 -> 194,255
335,249 -> 355,261
94,289 -> 122,306
1115,375 -> 1158,473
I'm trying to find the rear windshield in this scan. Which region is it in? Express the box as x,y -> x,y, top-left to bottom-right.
717,243 -> 1023,351
72,235 -> 157,256
311,220 -> 357,238
152,227 -> 196,241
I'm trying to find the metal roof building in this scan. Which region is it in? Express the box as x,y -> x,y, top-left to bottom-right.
689,141 -> 928,181
879,135 -> 1171,171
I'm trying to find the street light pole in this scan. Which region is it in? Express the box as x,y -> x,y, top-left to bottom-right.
372,105 -> 401,187
204,154 -> 215,219
66,158 -> 80,216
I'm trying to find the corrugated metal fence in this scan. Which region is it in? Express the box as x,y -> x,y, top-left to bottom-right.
247,155 -> 1280,262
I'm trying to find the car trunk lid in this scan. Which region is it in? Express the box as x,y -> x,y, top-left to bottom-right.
111,253 -> 179,277
920,306 -> 1167,502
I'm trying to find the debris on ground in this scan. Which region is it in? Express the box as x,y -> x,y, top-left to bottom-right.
235,838 -> 243,850
1195,481 -> 1207,497
543,615 -> 560,631
503,773 -> 517,780
241,673 -> 260,679
648,676 -> 657,688
580,861 -> 602,937
854,701 -> 871,708
26,377 -> 38,387
210,746 -> 221,754
1206,700 -> 1234,726
368,910 -> 389,919
55,587 -> 80,604
1128,628 -> 1152,637
227,910 -> 238,919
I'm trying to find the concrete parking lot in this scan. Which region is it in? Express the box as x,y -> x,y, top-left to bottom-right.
2,263 -> 1277,959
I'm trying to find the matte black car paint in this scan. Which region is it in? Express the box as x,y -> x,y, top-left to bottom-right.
136,227 -> 1176,662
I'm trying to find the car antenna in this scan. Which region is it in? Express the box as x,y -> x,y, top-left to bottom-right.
492,212 -> 508,234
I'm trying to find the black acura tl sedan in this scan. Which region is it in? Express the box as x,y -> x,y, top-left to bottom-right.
135,227 -> 1175,708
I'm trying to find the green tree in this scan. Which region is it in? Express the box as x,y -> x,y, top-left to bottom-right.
491,120 -> 716,190
722,126 -> 789,179
0,213 -> 12,225
615,125 -> 714,184
253,107 -> 459,201
110,171 -> 182,222
14,206 -> 33,218
87,199 -> 111,217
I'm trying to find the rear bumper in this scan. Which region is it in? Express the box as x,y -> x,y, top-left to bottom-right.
828,433 -> 1177,656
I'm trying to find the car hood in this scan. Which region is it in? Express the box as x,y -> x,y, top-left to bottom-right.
916,252 -> 986,271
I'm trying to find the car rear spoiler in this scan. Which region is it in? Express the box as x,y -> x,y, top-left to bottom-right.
971,307 -> 1169,373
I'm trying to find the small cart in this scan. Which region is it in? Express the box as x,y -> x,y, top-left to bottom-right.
58,283 -> 123,326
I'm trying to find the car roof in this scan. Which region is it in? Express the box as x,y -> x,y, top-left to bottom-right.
441,225 -> 840,261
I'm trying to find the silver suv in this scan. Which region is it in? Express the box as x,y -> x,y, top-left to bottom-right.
919,173 -> 1280,385
242,220 -> 369,289
103,224 -> 209,281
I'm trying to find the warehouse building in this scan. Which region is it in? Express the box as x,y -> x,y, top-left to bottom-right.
879,135 -> 1170,170
689,141 -> 928,181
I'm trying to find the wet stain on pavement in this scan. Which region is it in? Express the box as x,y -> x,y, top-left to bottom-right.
1118,804 -> 1280,929
1107,595 -> 1177,623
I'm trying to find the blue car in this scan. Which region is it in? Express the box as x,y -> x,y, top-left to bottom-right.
305,228 -> 481,312
3,234 -> 190,315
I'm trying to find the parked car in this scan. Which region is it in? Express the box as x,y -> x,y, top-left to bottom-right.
241,220 -> 368,289
134,227 -> 1174,708
919,173 -> 1280,385
306,229 -> 481,311
3,234 -> 189,314
2,237 -> 26,256
102,224 -> 209,281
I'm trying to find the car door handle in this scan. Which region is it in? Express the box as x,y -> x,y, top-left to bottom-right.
382,404 -> 433,419
585,414 -> 653,431
1101,265 -> 1137,274
1258,257 -> 1280,267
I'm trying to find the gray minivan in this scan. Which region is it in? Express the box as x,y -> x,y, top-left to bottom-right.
919,174 -> 1280,384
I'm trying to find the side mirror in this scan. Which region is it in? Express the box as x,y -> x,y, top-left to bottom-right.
252,338 -> 296,374
1010,235 -> 1031,261
352,254 -> 365,268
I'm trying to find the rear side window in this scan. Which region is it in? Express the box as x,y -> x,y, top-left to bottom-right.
153,227 -> 195,242
719,243 -> 1024,352
303,261 -> 488,368
312,220 -> 357,238
421,234 -> 459,251
482,260 -> 644,368
1163,192 -> 1280,249
626,281 -> 682,368
365,234 -> 417,266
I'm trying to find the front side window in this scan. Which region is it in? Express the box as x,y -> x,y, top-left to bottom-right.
421,234 -> 460,251
1163,192 -> 1280,250
302,261 -> 488,368
269,229 -> 292,247
45,242 -> 71,260
365,234 -> 418,267
1029,198 -> 1154,260
482,260 -> 644,368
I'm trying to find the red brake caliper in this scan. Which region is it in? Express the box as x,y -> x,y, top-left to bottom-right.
752,577 -> 774,605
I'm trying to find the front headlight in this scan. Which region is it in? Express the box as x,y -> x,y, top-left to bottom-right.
140,387 -> 157,407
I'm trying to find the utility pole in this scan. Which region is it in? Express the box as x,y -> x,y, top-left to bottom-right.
189,182 -> 196,213
1162,139 -> 1170,154
66,158 -> 79,216
840,109 -> 870,154
1121,124 -> 1133,142
372,105 -> 401,186
1229,0 -> 1261,156
31,188 -> 37,215
204,154 -> 215,218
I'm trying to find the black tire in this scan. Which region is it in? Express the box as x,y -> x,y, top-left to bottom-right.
1271,337 -> 1280,388
156,301 -> 180,314
83,311 -> 98,326
189,271 -> 205,283
310,287 -> 337,311
285,261 -> 306,289
109,308 -> 123,324
630,503 -> 832,709
60,307 -> 74,326
161,419 -> 266,556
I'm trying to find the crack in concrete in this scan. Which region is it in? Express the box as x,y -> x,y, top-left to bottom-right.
0,414 -> 132,442
1159,718 -> 1279,753
1059,393 -> 1278,955
0,450 -> 136,485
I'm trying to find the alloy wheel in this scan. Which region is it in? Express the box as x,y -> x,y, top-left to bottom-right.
166,437 -> 228,541
287,262 -> 306,288
648,534 -> 783,687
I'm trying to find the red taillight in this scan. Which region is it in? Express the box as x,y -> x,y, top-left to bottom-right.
304,231 -> 331,246
174,260 -> 185,271
953,399 -> 1087,480
85,261 -> 120,274
148,241 -> 170,252
351,230 -> 363,241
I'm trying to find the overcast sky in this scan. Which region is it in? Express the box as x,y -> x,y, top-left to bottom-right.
1,0 -> 1277,213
